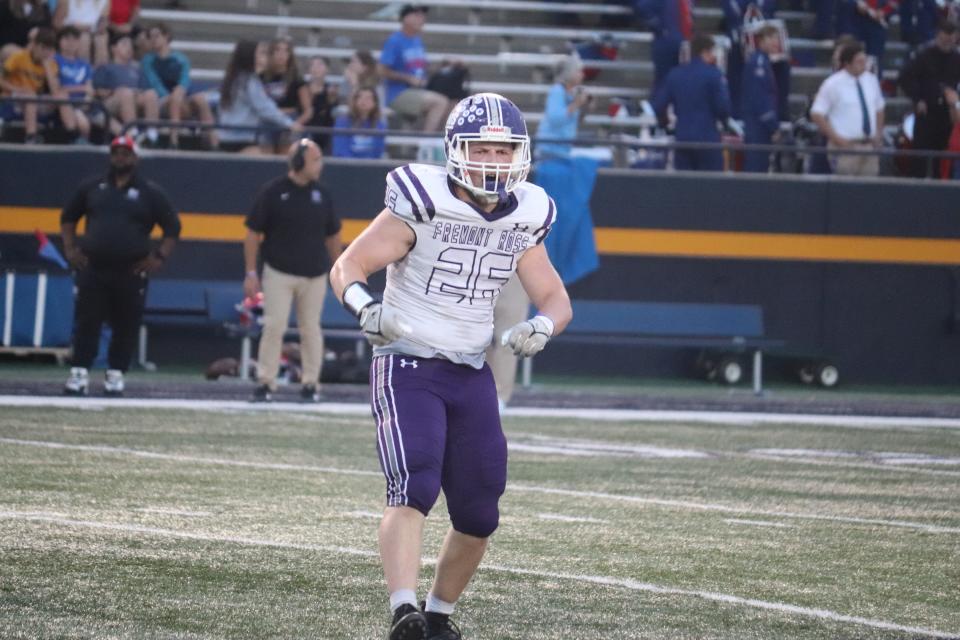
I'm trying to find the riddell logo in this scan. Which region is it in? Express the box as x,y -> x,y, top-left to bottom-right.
480,125 -> 511,136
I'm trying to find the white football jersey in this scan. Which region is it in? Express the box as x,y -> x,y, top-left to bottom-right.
375,163 -> 555,368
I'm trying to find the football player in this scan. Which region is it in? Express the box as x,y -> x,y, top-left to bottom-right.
330,92 -> 572,640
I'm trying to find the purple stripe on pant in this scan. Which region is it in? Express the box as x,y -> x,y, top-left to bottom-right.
369,354 -> 508,538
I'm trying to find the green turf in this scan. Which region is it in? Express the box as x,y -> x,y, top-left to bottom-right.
1,406 -> 958,639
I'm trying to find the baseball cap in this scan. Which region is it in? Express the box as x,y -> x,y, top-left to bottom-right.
399,4 -> 428,19
110,134 -> 138,154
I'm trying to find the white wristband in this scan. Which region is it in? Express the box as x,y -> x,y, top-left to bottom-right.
343,281 -> 376,318
533,314 -> 555,336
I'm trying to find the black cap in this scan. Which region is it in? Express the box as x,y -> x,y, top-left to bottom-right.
399,4 -> 428,19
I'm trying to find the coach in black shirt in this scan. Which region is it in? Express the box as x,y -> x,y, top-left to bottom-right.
243,138 -> 343,402
61,135 -> 181,396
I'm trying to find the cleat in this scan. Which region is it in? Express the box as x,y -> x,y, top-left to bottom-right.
63,367 -> 89,396
423,607 -> 461,640
388,603 -> 427,640
250,384 -> 272,403
300,384 -> 320,403
104,369 -> 125,396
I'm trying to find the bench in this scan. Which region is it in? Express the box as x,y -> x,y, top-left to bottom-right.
522,300 -> 784,394
140,279 -> 363,375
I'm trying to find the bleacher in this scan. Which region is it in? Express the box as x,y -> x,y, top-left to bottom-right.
137,0 -> 916,141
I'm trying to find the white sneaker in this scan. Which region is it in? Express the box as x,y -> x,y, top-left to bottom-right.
104,369 -> 125,396
64,367 -> 89,396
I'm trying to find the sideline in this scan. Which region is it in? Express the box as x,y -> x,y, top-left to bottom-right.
3,395 -> 960,430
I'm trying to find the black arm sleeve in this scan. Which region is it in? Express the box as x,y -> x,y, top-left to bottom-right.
150,184 -> 181,238
325,188 -> 342,236
60,184 -> 89,225
898,54 -> 922,103
245,183 -> 270,233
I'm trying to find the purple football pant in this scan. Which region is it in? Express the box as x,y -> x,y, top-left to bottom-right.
370,354 -> 508,538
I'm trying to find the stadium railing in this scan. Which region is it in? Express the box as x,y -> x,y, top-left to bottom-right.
114,120 -> 960,177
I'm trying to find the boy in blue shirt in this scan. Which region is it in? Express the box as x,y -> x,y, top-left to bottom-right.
377,4 -> 450,132
55,25 -> 94,142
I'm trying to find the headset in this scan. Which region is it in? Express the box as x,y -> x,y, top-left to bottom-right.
290,137 -> 311,172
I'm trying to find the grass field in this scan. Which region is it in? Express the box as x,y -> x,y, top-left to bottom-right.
1,399 -> 959,639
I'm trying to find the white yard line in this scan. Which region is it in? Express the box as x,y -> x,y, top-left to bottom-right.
0,437 -> 381,478
741,452 -> 960,478
0,510 -> 956,640
508,484 -> 960,534
346,510 -> 382,519
536,513 -> 608,524
724,518 -> 795,529
3,395 -> 960,430
136,508 -> 213,517
3,437 -> 956,534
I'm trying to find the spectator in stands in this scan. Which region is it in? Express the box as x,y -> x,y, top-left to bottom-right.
52,0 -> 108,64
304,55 -> 338,153
260,37 -> 312,153
812,0 -> 838,38
899,0 -> 939,47
849,0 -> 894,75
243,138 -> 343,403
723,0 -> 774,118
141,21 -> 216,148
218,40 -> 301,154
93,32 -> 159,145
830,33 -> 860,70
107,0 -> 139,37
54,25 -> 94,142
340,49 -> 378,101
652,34 -> 732,171
633,0 -> 694,92
61,134 -> 180,397
898,21 -> 960,177
378,4 -> 451,132
811,41 -> 885,176
331,86 -> 386,159
0,26 -> 59,143
0,0 -> 53,62
941,83 -> 960,179
535,54 -> 591,159
741,25 -> 780,172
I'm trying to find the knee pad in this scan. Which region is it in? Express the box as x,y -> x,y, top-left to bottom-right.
449,499 -> 500,539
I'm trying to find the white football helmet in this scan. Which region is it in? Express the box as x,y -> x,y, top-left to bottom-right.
444,93 -> 531,200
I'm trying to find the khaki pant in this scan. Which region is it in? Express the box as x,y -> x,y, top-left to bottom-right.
389,88 -> 450,132
828,141 -> 879,177
484,275 -> 530,405
257,263 -> 328,389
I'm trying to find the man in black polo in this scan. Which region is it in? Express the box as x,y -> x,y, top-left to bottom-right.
243,138 -> 343,402
61,135 -> 181,396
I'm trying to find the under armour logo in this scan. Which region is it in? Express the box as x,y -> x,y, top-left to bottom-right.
512,223 -> 530,232
400,359 -> 418,369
